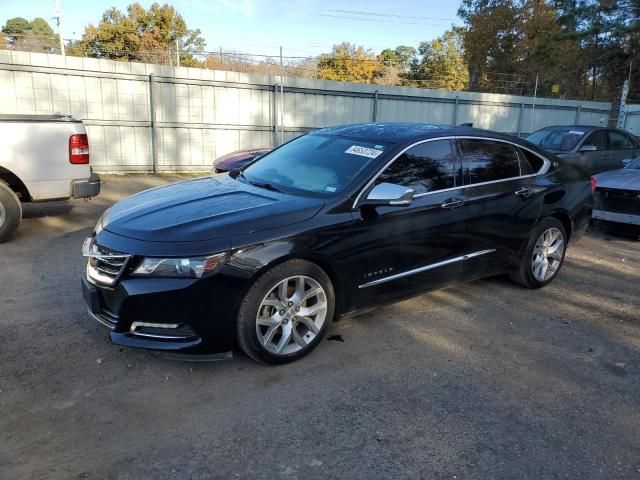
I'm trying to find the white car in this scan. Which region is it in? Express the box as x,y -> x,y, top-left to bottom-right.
0,114 -> 100,242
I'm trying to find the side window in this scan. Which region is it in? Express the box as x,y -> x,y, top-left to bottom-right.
374,140 -> 457,195
458,139 -> 520,185
608,130 -> 634,150
582,130 -> 609,150
518,148 -> 545,175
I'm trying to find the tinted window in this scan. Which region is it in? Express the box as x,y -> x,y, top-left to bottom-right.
518,148 -> 545,174
608,130 -> 635,150
459,139 -> 520,184
375,140 -> 457,194
243,134 -> 391,196
582,130 -> 609,150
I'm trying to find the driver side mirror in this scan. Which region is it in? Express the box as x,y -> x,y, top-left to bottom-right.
579,144 -> 598,153
360,182 -> 414,207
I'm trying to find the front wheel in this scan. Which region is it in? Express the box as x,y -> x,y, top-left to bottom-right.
236,259 -> 335,364
0,182 -> 22,243
509,218 -> 567,289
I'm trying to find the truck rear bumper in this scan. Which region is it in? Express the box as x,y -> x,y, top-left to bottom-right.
72,172 -> 100,198
593,209 -> 640,225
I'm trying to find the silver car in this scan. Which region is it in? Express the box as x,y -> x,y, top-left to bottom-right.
592,157 -> 640,236
526,126 -> 640,174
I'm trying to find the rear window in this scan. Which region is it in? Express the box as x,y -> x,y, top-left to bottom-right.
243,134 -> 392,196
526,127 -> 588,152
518,148 -> 545,174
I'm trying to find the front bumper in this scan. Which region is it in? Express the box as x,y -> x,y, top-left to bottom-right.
592,209 -> 640,225
72,172 -> 101,199
81,264 -> 253,354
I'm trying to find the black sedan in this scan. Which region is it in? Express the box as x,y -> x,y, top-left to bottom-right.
526,125 -> 640,174
82,123 -> 592,364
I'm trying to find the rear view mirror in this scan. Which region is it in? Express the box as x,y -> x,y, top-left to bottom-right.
579,145 -> 598,152
360,183 -> 414,207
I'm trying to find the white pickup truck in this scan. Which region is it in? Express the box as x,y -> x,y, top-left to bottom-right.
0,114 -> 100,242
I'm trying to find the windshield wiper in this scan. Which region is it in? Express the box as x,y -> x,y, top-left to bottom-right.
247,179 -> 283,193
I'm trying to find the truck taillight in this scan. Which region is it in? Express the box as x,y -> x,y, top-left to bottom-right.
69,134 -> 90,164
590,176 -> 596,193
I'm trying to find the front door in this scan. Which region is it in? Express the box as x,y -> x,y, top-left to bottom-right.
607,130 -> 640,169
342,139 -> 468,312
579,129 -> 616,173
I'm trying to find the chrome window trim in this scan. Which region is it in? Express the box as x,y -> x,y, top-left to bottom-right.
352,135 -> 551,209
358,249 -> 496,289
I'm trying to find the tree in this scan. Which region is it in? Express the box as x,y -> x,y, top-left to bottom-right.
1,17 -> 58,53
70,3 -> 206,66
406,29 -> 469,90
378,45 -> 417,70
458,0 -> 522,91
316,42 -> 382,83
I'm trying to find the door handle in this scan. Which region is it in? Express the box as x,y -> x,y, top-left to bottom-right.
441,198 -> 465,210
515,187 -> 532,199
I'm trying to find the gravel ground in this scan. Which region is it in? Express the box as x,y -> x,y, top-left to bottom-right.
0,174 -> 638,480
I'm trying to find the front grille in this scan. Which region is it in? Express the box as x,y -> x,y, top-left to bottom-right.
595,188 -> 640,215
87,242 -> 131,286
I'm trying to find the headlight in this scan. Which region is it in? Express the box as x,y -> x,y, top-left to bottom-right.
131,252 -> 227,279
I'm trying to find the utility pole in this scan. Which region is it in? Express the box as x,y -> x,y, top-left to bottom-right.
530,75 -> 538,134
175,39 -> 180,67
279,46 -> 284,144
54,0 -> 65,57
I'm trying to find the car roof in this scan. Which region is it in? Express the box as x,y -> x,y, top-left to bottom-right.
531,125 -> 604,133
312,122 -> 520,146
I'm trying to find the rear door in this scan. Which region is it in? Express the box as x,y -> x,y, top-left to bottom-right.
457,138 -> 545,279
346,139 -> 467,311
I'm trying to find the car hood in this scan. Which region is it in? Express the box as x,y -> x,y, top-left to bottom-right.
594,169 -> 640,190
101,176 -> 324,242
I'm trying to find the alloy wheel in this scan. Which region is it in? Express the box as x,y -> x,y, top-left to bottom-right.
256,275 -> 328,355
531,227 -> 565,282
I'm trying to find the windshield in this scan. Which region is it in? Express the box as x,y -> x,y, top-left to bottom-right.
626,158 -> 640,169
241,134 -> 391,196
526,127 -> 589,152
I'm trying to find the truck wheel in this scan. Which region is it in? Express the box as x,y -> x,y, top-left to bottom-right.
0,181 -> 22,243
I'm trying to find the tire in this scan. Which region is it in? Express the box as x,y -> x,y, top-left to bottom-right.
237,259 -> 335,364
509,217 -> 567,289
0,181 -> 22,243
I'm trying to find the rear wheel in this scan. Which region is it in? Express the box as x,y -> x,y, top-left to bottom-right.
237,259 -> 335,364
0,182 -> 22,243
509,218 -> 567,289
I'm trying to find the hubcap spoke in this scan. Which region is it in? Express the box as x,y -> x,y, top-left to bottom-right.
257,315 -> 279,327
262,325 -> 279,346
299,302 -> 325,317
277,280 -> 288,302
292,328 -> 308,347
276,326 -> 292,353
297,315 -> 319,334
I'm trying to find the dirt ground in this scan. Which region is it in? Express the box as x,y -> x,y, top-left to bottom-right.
1,174 -> 638,480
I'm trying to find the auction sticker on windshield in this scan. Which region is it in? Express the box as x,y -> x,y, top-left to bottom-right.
345,145 -> 384,159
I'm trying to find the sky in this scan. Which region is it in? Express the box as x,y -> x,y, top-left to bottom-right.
0,0 -> 462,57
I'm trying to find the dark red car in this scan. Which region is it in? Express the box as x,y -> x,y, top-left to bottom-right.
213,148 -> 272,173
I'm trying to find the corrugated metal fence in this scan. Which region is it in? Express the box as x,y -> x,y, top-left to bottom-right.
622,104 -> 640,136
0,50 -> 614,173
